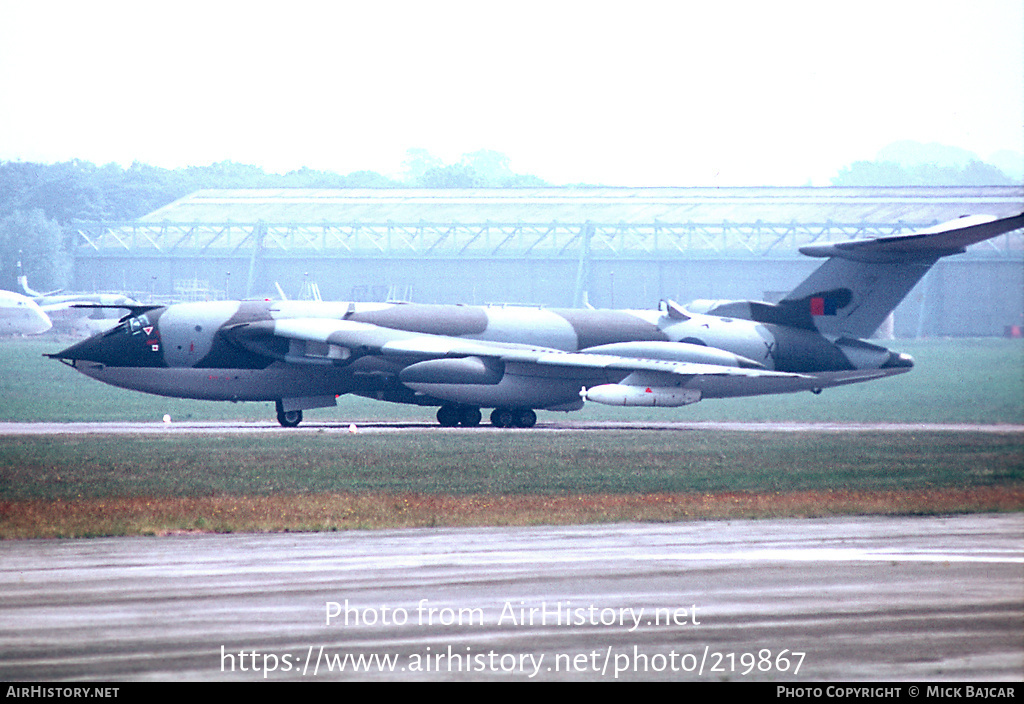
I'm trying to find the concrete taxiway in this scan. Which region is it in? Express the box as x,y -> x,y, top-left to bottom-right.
1,514 -> 1021,681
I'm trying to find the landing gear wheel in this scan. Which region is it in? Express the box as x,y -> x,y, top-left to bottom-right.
513,409 -> 537,428
491,407 -> 535,428
275,401 -> 303,428
437,405 -> 461,427
438,405 -> 483,427
458,407 -> 482,427
490,408 -> 515,428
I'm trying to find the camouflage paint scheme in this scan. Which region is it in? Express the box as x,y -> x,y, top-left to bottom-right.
51,212 -> 1024,427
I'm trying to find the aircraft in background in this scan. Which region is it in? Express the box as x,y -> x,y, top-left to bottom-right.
0,289 -> 52,335
19,274 -> 140,335
49,212 -> 1023,428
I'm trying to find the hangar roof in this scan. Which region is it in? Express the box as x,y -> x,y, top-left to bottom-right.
74,187 -> 1022,257
141,186 -> 1024,226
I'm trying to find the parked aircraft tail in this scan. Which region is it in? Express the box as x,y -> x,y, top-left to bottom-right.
17,274 -> 61,299
690,212 -> 1024,338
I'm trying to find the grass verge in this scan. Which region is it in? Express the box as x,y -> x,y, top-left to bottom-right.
1,430 -> 1020,538
2,487 -> 1021,539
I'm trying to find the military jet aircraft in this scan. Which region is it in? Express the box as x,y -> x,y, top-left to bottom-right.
50,212 -> 1023,428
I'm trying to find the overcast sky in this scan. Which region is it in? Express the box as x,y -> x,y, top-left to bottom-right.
1,0 -> 1021,186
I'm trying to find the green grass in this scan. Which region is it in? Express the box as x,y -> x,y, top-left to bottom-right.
1,430 -> 1020,538
2,431 -> 1020,501
2,337 -> 1022,424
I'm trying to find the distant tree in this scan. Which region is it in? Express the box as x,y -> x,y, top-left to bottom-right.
499,172 -> 549,188
954,160 -> 1018,186
184,161 -> 277,189
0,162 -> 48,219
831,158 -> 1015,186
831,161 -> 907,187
10,161 -> 107,223
402,148 -> 444,185
0,160 -> 189,223
418,163 -> 485,188
404,148 -> 547,188
0,209 -> 70,290
462,149 -> 514,186
341,170 -> 401,188
461,149 -> 548,187
282,166 -> 353,188
116,162 -> 194,219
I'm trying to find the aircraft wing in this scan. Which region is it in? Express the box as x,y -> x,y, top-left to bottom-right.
40,300 -> 108,315
38,301 -> 80,314
225,317 -> 805,381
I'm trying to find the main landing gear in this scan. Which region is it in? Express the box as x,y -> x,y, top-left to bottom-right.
490,407 -> 537,429
275,400 -> 303,428
274,399 -> 539,429
435,404 -> 537,428
436,404 -> 482,427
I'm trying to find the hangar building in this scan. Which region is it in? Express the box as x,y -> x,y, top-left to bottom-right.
70,186 -> 1024,337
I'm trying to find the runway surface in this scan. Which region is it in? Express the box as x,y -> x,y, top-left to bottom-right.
2,420 -> 1022,435
1,514 -> 1021,681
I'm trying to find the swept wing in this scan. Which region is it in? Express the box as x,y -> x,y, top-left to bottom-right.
223,316 -> 814,408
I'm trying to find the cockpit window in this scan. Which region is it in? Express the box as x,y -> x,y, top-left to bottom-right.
104,320 -> 130,337
125,314 -> 151,334
105,314 -> 151,337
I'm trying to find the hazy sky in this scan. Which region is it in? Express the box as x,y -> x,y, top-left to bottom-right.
1,0 -> 1021,186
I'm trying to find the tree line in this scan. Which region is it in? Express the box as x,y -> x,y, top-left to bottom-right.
0,149 -> 547,226
830,160 -> 1016,187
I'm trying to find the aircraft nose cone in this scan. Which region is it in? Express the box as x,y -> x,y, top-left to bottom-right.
50,333 -> 118,366
882,351 -> 914,369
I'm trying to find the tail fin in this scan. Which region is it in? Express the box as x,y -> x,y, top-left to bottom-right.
17,274 -> 62,298
17,262 -> 62,299
779,212 -> 1024,338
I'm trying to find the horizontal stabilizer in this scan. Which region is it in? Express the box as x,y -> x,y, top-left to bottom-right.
800,212 -> 1024,261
